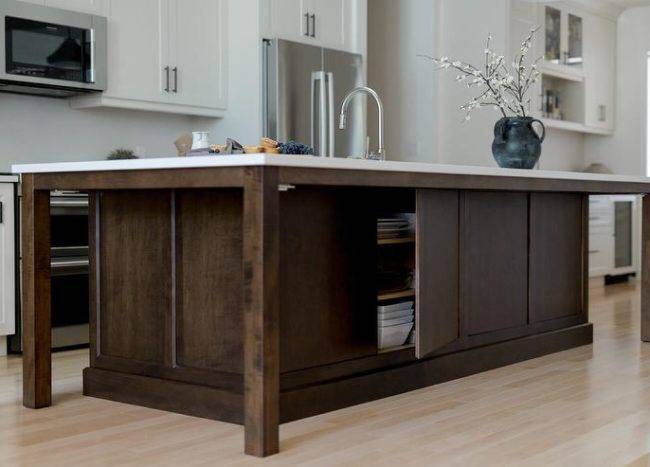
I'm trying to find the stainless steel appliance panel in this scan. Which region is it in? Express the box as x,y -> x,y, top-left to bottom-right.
0,0 -> 107,95
263,39 -> 365,158
324,48 -> 365,158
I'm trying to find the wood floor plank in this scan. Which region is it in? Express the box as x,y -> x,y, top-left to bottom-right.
2,282 -> 649,465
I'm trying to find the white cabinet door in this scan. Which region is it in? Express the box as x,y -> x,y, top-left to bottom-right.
263,0 -> 359,52
0,185 -> 15,337
44,0 -> 106,15
263,0 -> 308,42
102,0 -> 170,104
584,15 -> 616,131
309,0 -> 345,50
168,0 -> 227,110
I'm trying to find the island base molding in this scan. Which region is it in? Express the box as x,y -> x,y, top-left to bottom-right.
83,323 -> 593,425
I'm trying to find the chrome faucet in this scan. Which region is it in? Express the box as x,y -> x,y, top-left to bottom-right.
339,86 -> 385,161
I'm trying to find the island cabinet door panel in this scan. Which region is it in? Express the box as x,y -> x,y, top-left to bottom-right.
415,190 -> 460,359
97,191 -> 171,364
529,193 -> 585,323
462,192 -> 528,336
278,187 -> 377,373
175,190 -> 244,374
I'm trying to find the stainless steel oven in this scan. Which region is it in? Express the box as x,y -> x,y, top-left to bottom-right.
0,0 -> 106,97
9,190 -> 89,353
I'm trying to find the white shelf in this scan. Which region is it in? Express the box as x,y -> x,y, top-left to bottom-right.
539,64 -> 585,82
541,118 -> 613,136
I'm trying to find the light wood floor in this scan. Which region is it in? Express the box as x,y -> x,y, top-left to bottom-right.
1,282 -> 650,466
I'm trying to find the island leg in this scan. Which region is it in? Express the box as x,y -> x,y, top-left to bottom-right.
21,174 -> 52,408
643,196 -> 650,342
243,167 -> 280,456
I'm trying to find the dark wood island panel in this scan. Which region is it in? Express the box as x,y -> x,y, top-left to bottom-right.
18,162 -> 650,457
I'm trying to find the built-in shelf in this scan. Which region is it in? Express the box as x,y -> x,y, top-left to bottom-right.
541,118 -> 613,136
378,236 -> 415,246
539,64 -> 585,83
378,344 -> 415,354
378,289 -> 415,301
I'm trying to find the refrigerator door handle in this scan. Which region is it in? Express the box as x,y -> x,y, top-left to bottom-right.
311,71 -> 327,157
326,72 -> 335,158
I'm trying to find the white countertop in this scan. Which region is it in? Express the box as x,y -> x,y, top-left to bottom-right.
0,174 -> 19,183
11,154 -> 650,184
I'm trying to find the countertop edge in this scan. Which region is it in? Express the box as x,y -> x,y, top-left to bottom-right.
10,154 -> 650,185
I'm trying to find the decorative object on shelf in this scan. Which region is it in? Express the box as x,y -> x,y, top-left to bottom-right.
175,133 -> 193,157
424,28 -> 547,169
107,148 -> 138,160
584,163 -> 613,175
492,117 -> 546,170
261,137 -> 281,154
279,140 -> 314,155
191,131 -> 210,150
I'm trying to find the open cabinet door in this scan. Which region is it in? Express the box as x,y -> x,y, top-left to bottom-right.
416,190 -> 459,359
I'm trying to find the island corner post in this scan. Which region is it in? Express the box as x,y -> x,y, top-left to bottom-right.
20,166 -> 283,456
16,161 -> 650,458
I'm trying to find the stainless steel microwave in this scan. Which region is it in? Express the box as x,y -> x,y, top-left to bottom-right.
0,0 -> 106,97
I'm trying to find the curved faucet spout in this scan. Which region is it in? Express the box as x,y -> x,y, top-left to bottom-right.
339,86 -> 385,160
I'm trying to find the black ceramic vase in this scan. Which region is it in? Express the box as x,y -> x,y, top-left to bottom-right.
491,117 -> 546,169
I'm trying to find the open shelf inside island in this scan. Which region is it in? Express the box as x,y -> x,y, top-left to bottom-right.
377,212 -> 416,353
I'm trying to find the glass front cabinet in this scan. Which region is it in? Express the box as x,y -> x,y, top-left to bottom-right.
542,4 -> 584,76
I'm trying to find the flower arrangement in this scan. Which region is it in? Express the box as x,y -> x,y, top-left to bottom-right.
423,28 -> 541,121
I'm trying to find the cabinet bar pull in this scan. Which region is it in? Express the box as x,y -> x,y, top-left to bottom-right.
589,250 -> 599,254
310,14 -> 316,37
173,67 -> 178,93
0,201 -> 3,224
304,13 -> 310,36
164,66 -> 170,92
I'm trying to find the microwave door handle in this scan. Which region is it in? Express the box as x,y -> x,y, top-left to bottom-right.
327,72 -> 335,158
89,28 -> 96,83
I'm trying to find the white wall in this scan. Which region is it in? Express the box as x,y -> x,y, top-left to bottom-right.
367,0 -> 437,163
0,93 -> 193,172
584,6 -> 650,176
367,0 -> 587,170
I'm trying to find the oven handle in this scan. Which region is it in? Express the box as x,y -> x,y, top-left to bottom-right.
51,258 -> 90,270
50,199 -> 89,208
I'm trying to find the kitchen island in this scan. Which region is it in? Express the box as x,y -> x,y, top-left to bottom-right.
12,155 -> 650,457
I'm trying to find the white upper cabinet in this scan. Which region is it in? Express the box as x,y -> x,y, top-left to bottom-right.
167,0 -> 227,111
540,2 -> 585,80
584,14 -> 616,131
101,0 -> 169,105
17,0 -> 105,14
45,0 -> 106,15
510,0 -> 616,135
263,0 -> 361,53
71,0 -> 227,117
0,184 -> 15,337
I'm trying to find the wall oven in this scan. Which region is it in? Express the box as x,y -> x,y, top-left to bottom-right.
10,190 -> 89,353
0,0 -> 106,97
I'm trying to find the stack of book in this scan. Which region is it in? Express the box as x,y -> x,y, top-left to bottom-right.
377,300 -> 414,350
377,216 -> 413,240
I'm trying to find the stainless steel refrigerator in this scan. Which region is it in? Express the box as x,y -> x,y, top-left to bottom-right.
263,39 -> 366,158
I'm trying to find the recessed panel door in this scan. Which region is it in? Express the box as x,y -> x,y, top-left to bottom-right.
416,189 -> 459,359
462,192 -> 528,336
